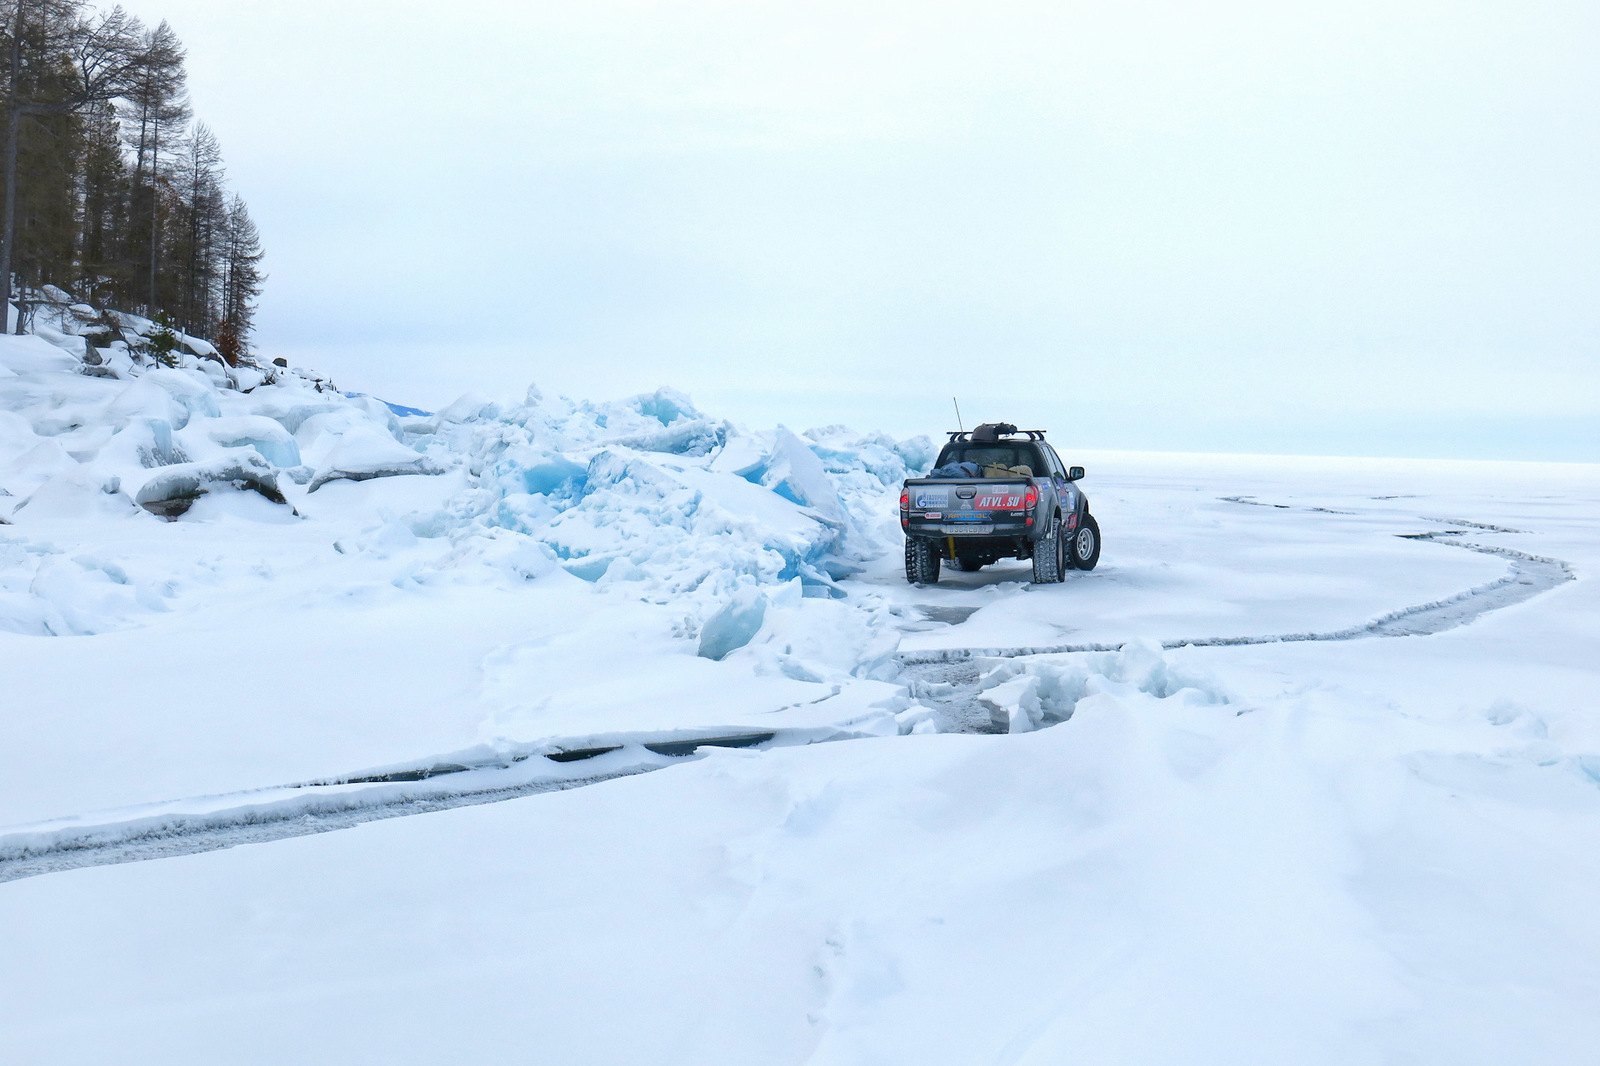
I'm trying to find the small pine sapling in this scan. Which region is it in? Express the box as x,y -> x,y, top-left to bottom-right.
148,312 -> 181,367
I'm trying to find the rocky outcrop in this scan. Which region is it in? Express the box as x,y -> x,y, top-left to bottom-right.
134,455 -> 293,519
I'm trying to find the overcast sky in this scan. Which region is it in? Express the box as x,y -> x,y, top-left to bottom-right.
158,0 -> 1597,460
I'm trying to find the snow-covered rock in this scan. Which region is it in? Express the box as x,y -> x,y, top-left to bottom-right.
134,455 -> 290,518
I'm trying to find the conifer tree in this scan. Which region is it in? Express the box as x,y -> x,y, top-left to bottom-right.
145,306 -> 176,365
120,18 -> 185,314
173,119 -> 220,335
77,100 -> 128,304
217,192 -> 260,364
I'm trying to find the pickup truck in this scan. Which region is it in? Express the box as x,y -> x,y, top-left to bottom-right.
898,423 -> 1100,585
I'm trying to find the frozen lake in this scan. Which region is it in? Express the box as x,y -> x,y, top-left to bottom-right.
4,335 -> 1598,1063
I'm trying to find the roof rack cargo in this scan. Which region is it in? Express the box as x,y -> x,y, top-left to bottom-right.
946,425 -> 1048,442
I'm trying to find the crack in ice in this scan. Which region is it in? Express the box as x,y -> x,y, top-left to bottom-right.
2,502 -> 1577,884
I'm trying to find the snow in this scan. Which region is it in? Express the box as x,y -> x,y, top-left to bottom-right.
2,329 -> 1599,1063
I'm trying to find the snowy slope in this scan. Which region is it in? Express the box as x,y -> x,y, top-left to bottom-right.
2,331 -> 1599,1064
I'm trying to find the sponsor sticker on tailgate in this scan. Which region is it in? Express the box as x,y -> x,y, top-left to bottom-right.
914,489 -> 948,509
975,492 -> 1025,509
948,512 -> 989,522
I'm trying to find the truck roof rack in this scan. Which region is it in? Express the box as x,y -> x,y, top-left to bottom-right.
946,428 -> 1048,442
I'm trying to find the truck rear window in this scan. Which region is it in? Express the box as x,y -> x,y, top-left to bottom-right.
934,444 -> 1043,471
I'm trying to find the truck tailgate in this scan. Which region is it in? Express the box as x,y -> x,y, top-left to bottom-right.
907,479 -> 1030,521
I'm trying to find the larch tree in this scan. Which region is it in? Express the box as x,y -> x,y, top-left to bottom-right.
216,191 -> 260,365
173,119 -> 220,336
119,16 -> 185,314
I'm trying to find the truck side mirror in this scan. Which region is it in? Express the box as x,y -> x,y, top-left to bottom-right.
1068,466 -> 1084,481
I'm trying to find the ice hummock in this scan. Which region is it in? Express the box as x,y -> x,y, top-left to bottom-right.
0,330 -> 931,650
414,383 -> 929,617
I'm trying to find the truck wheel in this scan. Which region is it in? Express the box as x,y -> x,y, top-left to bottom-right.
1031,514 -> 1064,584
1070,513 -> 1101,570
905,537 -> 941,584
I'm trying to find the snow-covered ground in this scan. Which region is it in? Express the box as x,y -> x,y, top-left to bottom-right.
2,333 -> 1597,1063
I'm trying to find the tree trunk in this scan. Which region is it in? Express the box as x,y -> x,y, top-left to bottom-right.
0,20 -> 22,335
148,115 -> 159,313
0,108 -> 19,335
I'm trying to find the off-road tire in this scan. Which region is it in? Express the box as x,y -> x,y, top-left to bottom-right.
1031,514 -> 1064,583
1070,513 -> 1101,571
905,537 -> 942,585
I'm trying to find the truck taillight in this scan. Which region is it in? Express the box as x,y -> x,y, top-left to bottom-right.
1024,486 -> 1037,509
900,491 -> 910,510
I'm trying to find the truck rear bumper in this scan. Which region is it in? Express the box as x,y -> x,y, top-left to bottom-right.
904,519 -> 1033,538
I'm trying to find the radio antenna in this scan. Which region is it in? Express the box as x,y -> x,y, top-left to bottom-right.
952,397 -> 964,432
